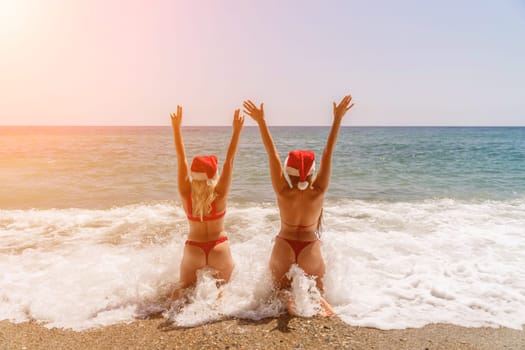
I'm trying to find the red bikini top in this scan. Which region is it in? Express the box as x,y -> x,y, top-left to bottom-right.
186,196 -> 226,222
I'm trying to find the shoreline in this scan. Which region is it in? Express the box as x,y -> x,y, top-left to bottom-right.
1,316 -> 523,350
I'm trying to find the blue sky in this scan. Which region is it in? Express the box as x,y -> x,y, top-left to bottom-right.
0,0 -> 524,125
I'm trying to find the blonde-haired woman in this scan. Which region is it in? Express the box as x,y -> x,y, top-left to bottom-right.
170,105 -> 244,304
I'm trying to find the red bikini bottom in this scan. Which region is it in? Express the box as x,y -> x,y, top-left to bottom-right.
185,236 -> 228,263
277,236 -> 318,262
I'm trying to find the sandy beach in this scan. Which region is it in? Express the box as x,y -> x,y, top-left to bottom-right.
1,316 -> 523,350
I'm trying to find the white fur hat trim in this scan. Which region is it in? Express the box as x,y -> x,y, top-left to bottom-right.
191,171 -> 219,186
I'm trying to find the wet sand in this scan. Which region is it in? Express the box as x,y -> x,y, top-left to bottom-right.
1,316 -> 523,350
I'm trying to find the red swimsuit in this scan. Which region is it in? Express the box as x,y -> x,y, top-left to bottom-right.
277,236 -> 317,262
278,222 -> 319,262
185,196 -> 227,263
186,196 -> 226,222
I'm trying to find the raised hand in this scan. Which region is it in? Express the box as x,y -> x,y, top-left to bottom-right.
170,105 -> 183,129
243,100 -> 264,123
333,95 -> 354,122
232,109 -> 244,133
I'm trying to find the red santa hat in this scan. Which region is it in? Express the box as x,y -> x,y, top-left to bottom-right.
191,155 -> 219,185
284,150 -> 316,190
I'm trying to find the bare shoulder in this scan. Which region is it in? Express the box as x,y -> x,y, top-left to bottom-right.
180,193 -> 190,212
278,187 -> 324,203
311,181 -> 328,194
213,192 -> 227,208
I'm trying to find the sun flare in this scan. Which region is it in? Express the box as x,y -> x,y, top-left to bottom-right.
0,0 -> 31,34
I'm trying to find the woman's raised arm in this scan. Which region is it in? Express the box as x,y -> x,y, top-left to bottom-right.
243,100 -> 288,193
170,105 -> 191,198
215,109 -> 244,197
313,95 -> 354,192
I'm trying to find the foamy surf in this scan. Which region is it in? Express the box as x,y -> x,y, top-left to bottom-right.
1,199 -> 524,330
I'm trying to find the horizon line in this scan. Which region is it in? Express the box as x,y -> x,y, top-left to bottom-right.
1,124 -> 524,128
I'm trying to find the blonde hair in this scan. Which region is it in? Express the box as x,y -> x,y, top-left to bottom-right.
190,180 -> 217,221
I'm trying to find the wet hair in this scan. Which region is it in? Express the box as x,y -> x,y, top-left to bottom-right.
190,180 -> 217,221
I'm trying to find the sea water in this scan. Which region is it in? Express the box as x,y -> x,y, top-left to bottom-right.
0,126 -> 524,330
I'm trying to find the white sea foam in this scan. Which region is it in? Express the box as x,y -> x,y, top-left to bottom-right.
1,199 -> 524,330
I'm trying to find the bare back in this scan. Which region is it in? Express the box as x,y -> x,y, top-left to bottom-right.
182,193 -> 227,241
276,186 -> 324,240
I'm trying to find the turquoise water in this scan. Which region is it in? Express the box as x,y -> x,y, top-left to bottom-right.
0,126 -> 523,208
331,127 -> 525,201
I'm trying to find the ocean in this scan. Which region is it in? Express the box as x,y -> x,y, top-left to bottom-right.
0,126 -> 524,330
